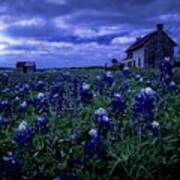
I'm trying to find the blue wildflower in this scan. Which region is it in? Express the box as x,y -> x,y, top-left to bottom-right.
19,101 -> 28,113
159,57 -> 173,90
146,80 -> 152,87
80,82 -> 93,103
119,81 -> 129,95
37,80 -> 45,91
51,84 -> 64,96
0,116 -> 9,128
99,115 -> 111,130
84,129 -> 102,157
111,93 -> 126,114
14,121 -> 33,147
150,121 -> 160,137
13,96 -> 21,106
132,87 -> 158,136
123,66 -> 130,77
37,92 -> 45,100
95,75 -> 104,93
0,100 -> 11,114
3,152 -> 21,178
94,107 -> 108,124
32,93 -> 49,114
167,81 -> 179,93
104,71 -> 114,86
35,116 -> 48,134
88,128 -> 98,139
134,87 -> 157,122
135,74 -> 143,82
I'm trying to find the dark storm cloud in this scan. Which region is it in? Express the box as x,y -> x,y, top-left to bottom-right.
0,0 -> 179,67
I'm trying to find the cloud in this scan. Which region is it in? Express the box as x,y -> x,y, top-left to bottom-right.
0,0 -> 179,67
111,37 -> 135,45
45,0 -> 67,5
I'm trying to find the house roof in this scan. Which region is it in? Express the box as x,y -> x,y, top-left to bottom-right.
126,30 -> 177,53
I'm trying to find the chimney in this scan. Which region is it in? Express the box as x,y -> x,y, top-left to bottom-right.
157,24 -> 164,31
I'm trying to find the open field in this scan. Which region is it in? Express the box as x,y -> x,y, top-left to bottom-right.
0,67 -> 180,179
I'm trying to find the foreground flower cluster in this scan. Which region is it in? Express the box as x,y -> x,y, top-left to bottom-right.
0,62 -> 179,179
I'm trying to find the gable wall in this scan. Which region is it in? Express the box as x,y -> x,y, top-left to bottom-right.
132,47 -> 145,68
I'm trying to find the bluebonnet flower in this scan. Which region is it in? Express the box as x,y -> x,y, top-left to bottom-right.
19,101 -> 28,113
2,87 -> 10,95
0,100 -> 11,114
167,81 -> 179,93
135,74 -> 143,82
22,83 -> 30,94
96,75 -> 101,82
146,80 -> 152,87
104,71 -> 114,86
35,116 -> 48,134
99,115 -> 111,131
94,108 -> 111,131
94,108 -> 108,124
32,93 -> 49,114
14,121 -> 33,147
132,87 -> 158,137
119,81 -> 129,96
84,129 -> 102,157
159,57 -> 173,90
111,93 -> 126,114
95,75 -> 104,93
88,128 -> 98,139
160,57 -> 172,77
150,121 -> 160,137
0,116 -> 9,128
37,80 -> 45,91
50,93 -> 62,110
123,66 -> 130,77
51,84 -> 64,96
37,92 -> 45,100
14,96 -> 21,106
3,152 -> 21,178
23,83 -> 30,90
134,87 -> 157,121
80,82 -> 93,103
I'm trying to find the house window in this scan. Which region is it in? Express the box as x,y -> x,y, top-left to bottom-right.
128,52 -> 133,59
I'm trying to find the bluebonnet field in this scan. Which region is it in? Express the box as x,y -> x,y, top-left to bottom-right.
0,59 -> 179,180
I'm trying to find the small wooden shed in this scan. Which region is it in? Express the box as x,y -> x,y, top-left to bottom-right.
16,61 -> 36,73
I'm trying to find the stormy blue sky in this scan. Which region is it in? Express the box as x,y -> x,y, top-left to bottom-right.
0,0 -> 179,68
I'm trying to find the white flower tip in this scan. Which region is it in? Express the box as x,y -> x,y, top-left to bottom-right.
88,129 -> 98,138
95,107 -> 107,115
82,83 -> 90,90
96,75 -> 101,80
114,93 -> 122,98
37,92 -> 45,99
106,71 -> 113,77
102,115 -> 110,122
123,66 -> 129,71
18,121 -> 28,131
144,87 -> 155,95
151,121 -> 160,128
164,57 -> 170,61
170,81 -> 176,86
21,101 -> 27,107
